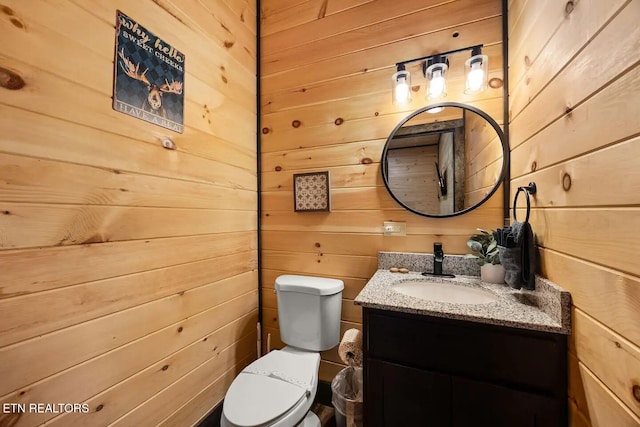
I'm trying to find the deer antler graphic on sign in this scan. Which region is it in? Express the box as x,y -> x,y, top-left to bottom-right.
118,48 -> 183,118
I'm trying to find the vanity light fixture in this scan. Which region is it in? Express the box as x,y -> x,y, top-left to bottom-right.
391,44 -> 488,105
391,63 -> 411,104
464,46 -> 488,94
424,56 -> 449,100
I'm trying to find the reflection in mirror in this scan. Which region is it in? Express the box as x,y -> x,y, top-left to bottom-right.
382,103 -> 506,218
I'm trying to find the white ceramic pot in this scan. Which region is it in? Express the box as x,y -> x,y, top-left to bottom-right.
481,263 -> 506,284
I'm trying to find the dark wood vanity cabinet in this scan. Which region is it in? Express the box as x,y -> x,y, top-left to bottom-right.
362,308 -> 568,427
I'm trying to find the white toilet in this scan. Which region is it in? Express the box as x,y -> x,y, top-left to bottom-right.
221,274 -> 344,427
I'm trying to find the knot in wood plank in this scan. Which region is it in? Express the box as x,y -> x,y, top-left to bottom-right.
0,67 -> 25,90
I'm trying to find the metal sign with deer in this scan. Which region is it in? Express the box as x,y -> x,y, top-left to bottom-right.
117,48 -> 183,119
112,11 -> 185,133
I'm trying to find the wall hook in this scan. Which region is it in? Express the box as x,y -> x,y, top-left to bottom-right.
435,162 -> 447,196
521,182 -> 536,195
160,137 -> 177,150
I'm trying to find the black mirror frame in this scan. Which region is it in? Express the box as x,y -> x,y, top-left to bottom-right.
381,101 -> 509,218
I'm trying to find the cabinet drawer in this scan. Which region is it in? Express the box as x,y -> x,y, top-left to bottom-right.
365,308 -> 567,396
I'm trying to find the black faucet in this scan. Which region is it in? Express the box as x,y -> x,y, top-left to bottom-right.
422,242 -> 455,278
433,242 -> 444,275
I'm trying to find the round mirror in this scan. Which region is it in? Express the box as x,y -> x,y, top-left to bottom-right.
381,102 -> 508,217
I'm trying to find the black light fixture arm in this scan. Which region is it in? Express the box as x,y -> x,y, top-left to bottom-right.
394,44 -> 484,68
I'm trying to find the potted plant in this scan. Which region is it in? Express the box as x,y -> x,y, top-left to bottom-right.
466,228 -> 506,284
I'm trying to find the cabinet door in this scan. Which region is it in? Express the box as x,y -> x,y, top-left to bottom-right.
451,376 -> 566,427
366,359 -> 451,427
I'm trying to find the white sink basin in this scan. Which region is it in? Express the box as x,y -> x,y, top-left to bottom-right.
392,280 -> 499,305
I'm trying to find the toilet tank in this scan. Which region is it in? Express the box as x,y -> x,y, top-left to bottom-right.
275,275 -> 344,351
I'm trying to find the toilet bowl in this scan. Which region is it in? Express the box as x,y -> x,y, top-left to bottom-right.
221,275 -> 344,427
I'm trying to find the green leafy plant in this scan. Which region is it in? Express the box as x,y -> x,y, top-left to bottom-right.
465,228 -> 500,265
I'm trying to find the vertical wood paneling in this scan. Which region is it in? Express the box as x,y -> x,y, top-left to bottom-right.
508,1 -> 640,425
260,0 -> 504,382
0,1 -> 257,426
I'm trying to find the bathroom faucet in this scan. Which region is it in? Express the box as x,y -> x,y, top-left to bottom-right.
433,242 -> 444,275
422,242 -> 455,278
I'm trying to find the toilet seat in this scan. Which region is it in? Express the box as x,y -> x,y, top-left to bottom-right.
222,348 -> 320,427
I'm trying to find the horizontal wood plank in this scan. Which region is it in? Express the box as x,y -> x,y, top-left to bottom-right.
66,0 -> 256,95
109,341 -> 254,427
579,362 -> 640,426
0,105 -> 257,190
156,0 -> 257,68
262,164 -> 383,191
9,307 -> 256,427
574,309 -> 640,418
261,16 -> 502,89
262,0 -> 497,55
261,230 -> 474,257
509,0 -> 630,122
0,251 -> 257,347
263,187 -> 402,211
509,35 -> 640,155
156,356 -> 250,426
511,136 -> 640,207
261,0 -> 373,36
0,232 -> 256,298
262,250 -> 377,280
507,0 -> 567,90
47,326 -> 257,427
0,283 -> 257,398
0,203 -> 257,250
527,208 -> 640,277
215,0 -> 257,35
539,248 -> 640,348
262,66 -> 503,123
0,276 -> 255,427
262,140 -> 385,171
0,154 -> 256,210
262,208 -> 504,235
263,52 -> 503,113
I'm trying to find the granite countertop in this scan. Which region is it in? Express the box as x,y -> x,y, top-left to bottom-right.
355,267 -> 571,335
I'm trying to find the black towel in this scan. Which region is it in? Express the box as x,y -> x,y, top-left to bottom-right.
511,221 -> 537,290
499,245 -> 522,288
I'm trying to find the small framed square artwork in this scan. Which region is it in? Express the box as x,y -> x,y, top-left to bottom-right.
293,171 -> 331,212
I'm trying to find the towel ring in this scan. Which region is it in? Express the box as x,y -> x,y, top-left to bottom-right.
513,182 -> 537,223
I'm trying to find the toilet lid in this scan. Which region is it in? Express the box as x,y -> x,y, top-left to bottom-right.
223,349 -> 320,427
223,373 -> 307,427
242,349 -> 316,391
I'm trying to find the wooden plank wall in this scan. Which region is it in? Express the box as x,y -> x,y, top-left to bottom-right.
387,145 -> 440,214
508,0 -> 640,425
464,109 -> 503,208
0,1 -> 257,426
260,0 -> 505,381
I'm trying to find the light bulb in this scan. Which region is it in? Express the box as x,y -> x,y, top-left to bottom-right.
464,53 -> 488,94
425,59 -> 448,100
429,70 -> 446,98
391,67 -> 411,104
467,63 -> 485,92
395,76 -> 410,103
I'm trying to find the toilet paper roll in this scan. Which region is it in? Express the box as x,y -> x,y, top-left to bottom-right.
338,329 -> 363,366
